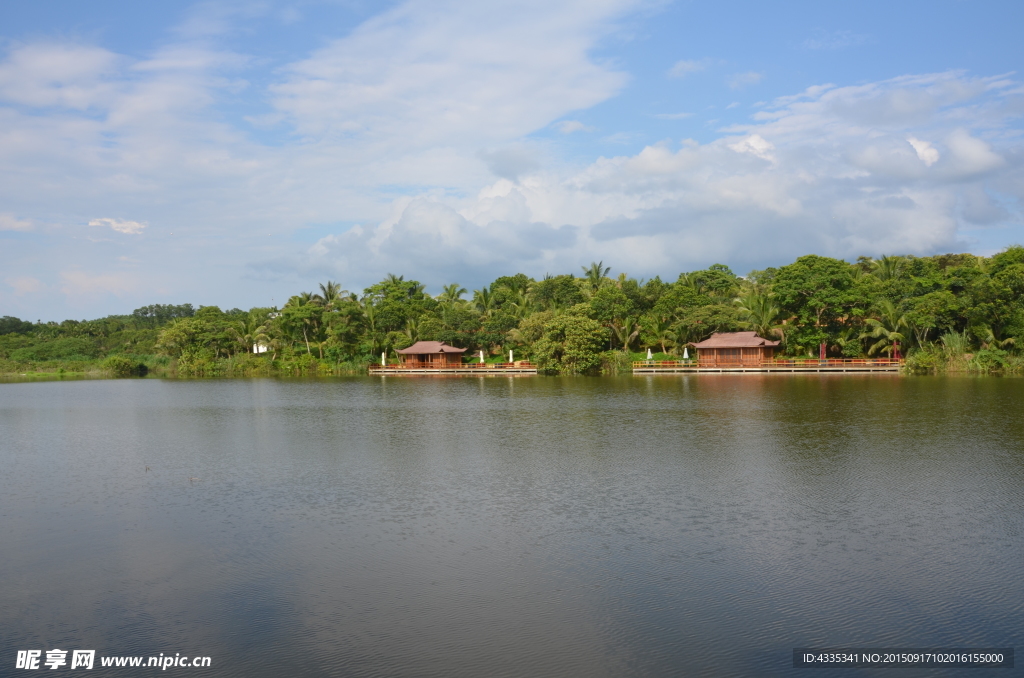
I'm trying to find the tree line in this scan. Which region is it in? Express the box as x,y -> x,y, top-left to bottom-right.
2,248 -> 1023,376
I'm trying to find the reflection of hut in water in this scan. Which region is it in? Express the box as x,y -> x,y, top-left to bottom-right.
689,332 -> 780,366
395,341 -> 468,368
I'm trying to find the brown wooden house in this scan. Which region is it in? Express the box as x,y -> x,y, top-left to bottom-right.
689,332 -> 780,367
395,341 -> 468,367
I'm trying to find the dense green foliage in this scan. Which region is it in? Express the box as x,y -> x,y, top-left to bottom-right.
3,249 -> 1024,377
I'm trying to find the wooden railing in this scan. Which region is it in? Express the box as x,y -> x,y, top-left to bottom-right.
633,358 -> 903,369
371,361 -> 536,370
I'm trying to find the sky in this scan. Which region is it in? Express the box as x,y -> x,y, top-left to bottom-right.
1,0 -> 1022,320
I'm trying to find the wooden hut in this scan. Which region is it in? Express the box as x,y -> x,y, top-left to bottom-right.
689,332 -> 780,367
395,341 -> 468,368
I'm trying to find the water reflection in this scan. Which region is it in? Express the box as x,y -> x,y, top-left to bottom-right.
0,376 -> 1021,677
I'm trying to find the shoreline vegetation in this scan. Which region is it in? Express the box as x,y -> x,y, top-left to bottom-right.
3,250 -> 1024,380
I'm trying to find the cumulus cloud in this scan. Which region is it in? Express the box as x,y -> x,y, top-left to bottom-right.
0,213 -> 33,231
293,194 -> 578,284
0,0 -> 1022,316
479,146 -> 543,180
907,137 -> 939,166
89,218 -> 147,234
944,128 -> 1004,175
275,70 -> 1022,288
727,134 -> 775,162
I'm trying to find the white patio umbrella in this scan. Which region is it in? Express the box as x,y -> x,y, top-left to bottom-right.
480,350 -> 485,363
381,351 -> 386,366
646,348 -> 652,360
683,347 -> 689,360
509,350 -> 513,363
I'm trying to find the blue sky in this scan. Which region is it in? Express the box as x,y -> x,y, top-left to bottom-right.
1,0 -> 1022,320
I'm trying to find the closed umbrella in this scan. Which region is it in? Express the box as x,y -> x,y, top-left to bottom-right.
646,348 -> 652,360
683,347 -> 689,360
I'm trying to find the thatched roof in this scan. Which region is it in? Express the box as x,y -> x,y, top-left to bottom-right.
689,332 -> 780,348
395,341 -> 468,355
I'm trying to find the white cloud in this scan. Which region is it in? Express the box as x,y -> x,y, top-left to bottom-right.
653,112 -> 692,120
909,137 -> 937,165
0,213 -> 33,231
727,134 -> 775,162
944,128 -> 1004,176
803,29 -> 869,50
907,137 -> 940,166
0,0 -> 1021,317
269,0 -> 635,148
89,218 -> 147,234
60,270 -> 137,299
6,276 -> 43,295
556,120 -> 594,133
0,43 -> 120,109
668,59 -> 709,78
728,71 -> 763,89
278,69 -> 1022,287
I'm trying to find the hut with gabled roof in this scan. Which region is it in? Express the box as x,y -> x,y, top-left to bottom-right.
395,341 -> 468,368
689,332 -> 780,367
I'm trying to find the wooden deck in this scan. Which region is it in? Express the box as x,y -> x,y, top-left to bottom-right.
370,362 -> 538,375
633,359 -> 903,374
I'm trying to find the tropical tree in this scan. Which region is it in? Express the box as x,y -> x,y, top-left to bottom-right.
439,283 -> 467,306
610,316 -> 642,352
227,311 -> 270,354
973,324 -> 1015,350
531,314 -> 608,375
734,292 -> 785,342
861,300 -> 908,357
316,281 -> 346,310
280,294 -> 323,356
642,316 -> 676,354
582,261 -> 611,293
869,255 -> 906,281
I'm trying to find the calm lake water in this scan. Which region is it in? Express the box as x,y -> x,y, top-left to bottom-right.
1,375 -> 1021,677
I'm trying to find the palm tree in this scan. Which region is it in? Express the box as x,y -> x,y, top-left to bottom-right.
316,281 -> 346,310
611,316 -> 642,352
472,288 -> 495,316
870,255 -> 906,281
582,261 -> 611,292
360,299 -> 385,355
833,325 -> 861,357
227,312 -> 270,354
734,292 -> 785,342
973,324 -> 1015,350
861,299 -> 908,357
647,317 -> 676,354
505,289 -> 533,319
404,317 -> 420,344
439,283 -> 467,306
281,293 -> 323,356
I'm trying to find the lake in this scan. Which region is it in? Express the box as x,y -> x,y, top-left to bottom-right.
1,375 -> 1021,676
